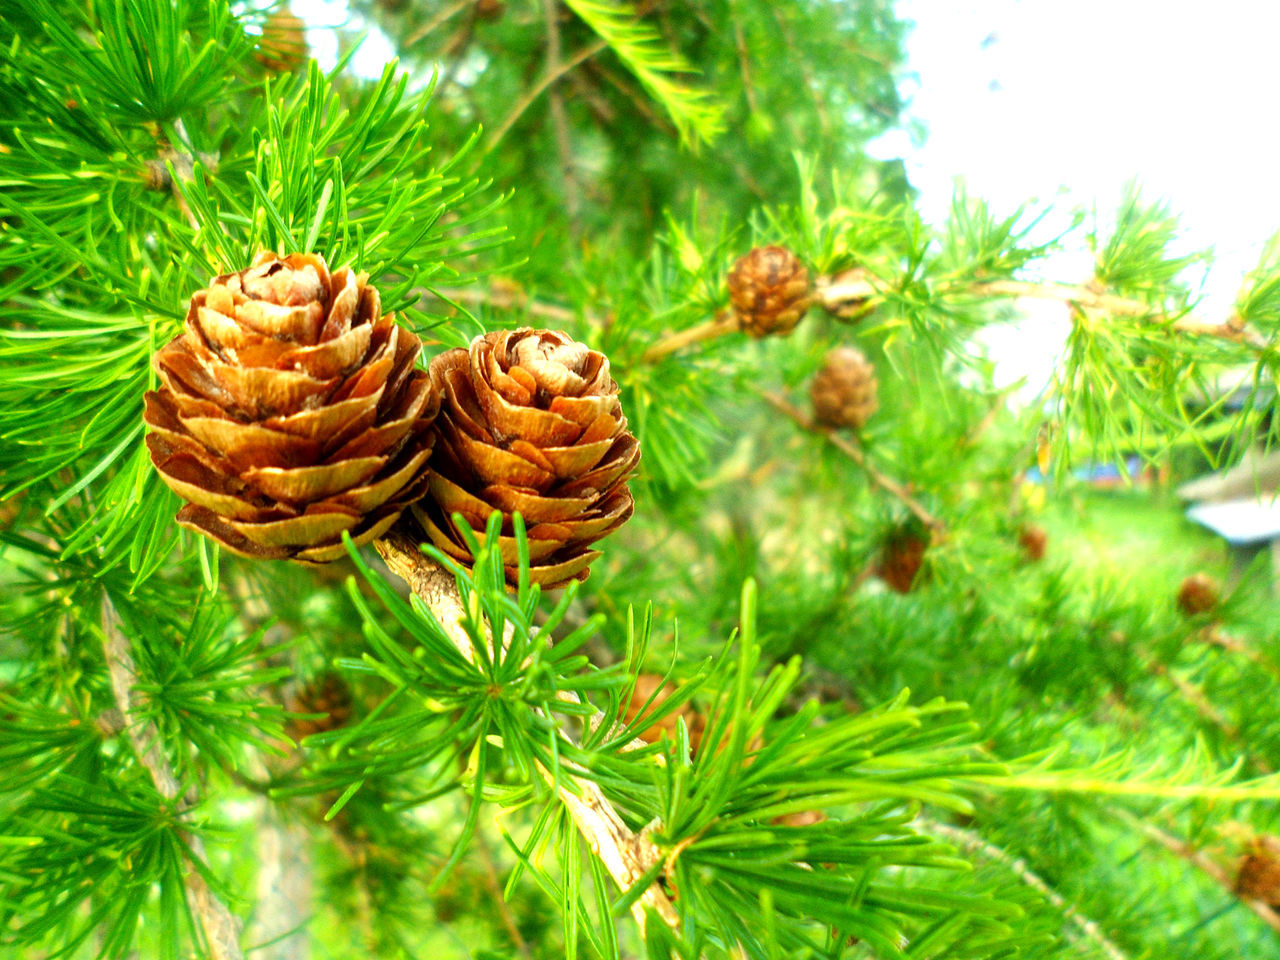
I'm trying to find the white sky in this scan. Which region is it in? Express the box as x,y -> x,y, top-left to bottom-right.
865,0 -> 1280,395
876,0 -> 1280,308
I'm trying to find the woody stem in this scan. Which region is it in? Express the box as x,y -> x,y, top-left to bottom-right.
372,529 -> 681,934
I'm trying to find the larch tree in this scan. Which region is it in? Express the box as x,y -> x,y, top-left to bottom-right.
2,2 -> 1280,959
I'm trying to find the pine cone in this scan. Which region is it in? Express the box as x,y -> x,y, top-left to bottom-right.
286,673 -> 354,740
411,328 -> 639,588
878,528 -> 929,594
727,245 -> 811,337
810,346 -> 878,430
624,674 -> 707,752
256,6 -> 307,73
1177,572 -> 1220,617
1236,837 -> 1280,906
144,252 -> 438,563
1018,524 -> 1048,562
475,0 -> 506,20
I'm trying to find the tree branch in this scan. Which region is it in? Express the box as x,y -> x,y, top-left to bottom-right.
759,390 -> 944,533
818,275 -> 1266,347
486,40 -> 609,152
641,310 -> 737,363
540,0 -> 581,226
1112,808 -> 1280,936
372,529 -> 680,934
921,819 -> 1129,960
100,595 -> 244,960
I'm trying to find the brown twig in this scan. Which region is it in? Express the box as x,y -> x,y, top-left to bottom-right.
641,310 -> 738,363
1119,630 -> 1272,774
475,827 -> 533,960
540,0 -> 580,225
486,40 -> 609,152
1112,808 -> 1280,936
372,529 -> 680,934
816,275 -> 1267,347
101,596 -> 244,960
1202,628 -> 1280,683
759,390 -> 944,534
404,0 -> 476,47
921,819 -> 1128,960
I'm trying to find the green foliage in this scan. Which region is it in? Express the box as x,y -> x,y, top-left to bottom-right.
5,0 -> 1280,958
562,0 -> 726,147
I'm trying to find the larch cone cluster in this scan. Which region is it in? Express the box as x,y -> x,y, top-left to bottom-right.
144,252 -> 438,563
145,256 -> 638,584
412,328 -> 640,589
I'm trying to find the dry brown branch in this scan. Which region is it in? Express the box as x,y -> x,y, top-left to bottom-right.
759,390 -> 944,533
101,596 -> 244,960
372,529 -> 680,934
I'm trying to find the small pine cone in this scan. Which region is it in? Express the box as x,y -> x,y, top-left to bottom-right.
1236,836 -> 1280,906
256,7 -> 307,73
624,674 -> 706,753
286,673 -> 354,740
412,328 -> 640,588
1177,572 -> 1220,617
144,252 -> 439,563
809,346 -> 879,430
727,245 -> 811,337
878,528 -> 929,594
475,0 -> 506,20
1018,524 -> 1048,562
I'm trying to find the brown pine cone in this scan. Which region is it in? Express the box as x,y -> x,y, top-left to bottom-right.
878,527 -> 929,594
1018,524 -> 1048,562
412,328 -> 639,588
624,674 -> 707,753
475,0 -> 506,20
1236,836 -> 1280,906
1177,572 -> 1220,617
727,245 -> 811,337
256,6 -> 308,73
144,252 -> 438,563
810,346 -> 879,430
286,673 -> 354,740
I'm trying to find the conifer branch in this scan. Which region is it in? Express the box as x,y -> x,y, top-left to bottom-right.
1112,809 -> 1280,936
486,40 -> 610,152
641,310 -> 738,362
541,0 -> 582,225
100,596 -> 244,960
920,819 -> 1129,960
1202,628 -> 1280,682
818,275 -> 1266,346
372,529 -> 681,933
759,389 -> 945,533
